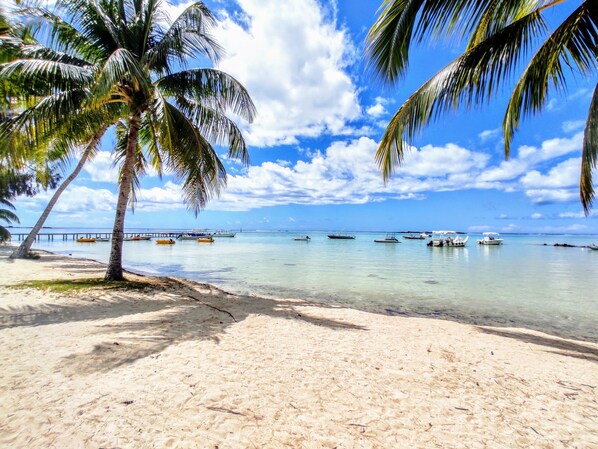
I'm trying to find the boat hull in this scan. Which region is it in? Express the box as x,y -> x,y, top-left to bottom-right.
328,235 -> 355,239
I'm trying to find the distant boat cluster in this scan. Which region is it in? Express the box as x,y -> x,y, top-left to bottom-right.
76,230 -> 237,245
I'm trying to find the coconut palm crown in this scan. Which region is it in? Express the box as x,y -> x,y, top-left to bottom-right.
366,0 -> 597,213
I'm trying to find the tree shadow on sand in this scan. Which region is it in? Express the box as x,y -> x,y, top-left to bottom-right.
477,327 -> 598,363
1,275 -> 367,375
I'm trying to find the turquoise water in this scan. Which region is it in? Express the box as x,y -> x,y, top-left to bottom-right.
11,229 -> 598,341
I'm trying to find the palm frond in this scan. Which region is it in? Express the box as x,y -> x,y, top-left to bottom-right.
146,1 -> 222,73
157,68 -> 256,121
581,83 -> 598,214
376,10 -> 544,179
504,2 -> 598,157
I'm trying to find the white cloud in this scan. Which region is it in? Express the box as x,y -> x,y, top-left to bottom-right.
366,97 -> 388,118
399,143 -> 489,177
478,128 -> 501,142
477,132 -> 582,183
83,151 -> 119,183
562,120 -> 586,133
531,213 -> 544,219
525,189 -> 578,204
520,158 -> 580,189
213,0 -> 361,146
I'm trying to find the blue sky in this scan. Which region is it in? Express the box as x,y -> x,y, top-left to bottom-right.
13,0 -> 598,233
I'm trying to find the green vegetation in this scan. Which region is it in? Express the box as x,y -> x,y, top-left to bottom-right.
11,278 -> 150,293
1,1 -> 255,277
366,0 -> 597,213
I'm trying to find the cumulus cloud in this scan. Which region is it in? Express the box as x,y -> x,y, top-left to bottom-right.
525,189 -> 579,205
520,158 -> 580,189
212,0 -> 361,146
366,97 -> 388,118
562,120 -> 586,133
83,151 -> 120,183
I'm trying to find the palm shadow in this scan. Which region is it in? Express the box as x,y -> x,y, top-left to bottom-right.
477,327 -> 598,362
1,275 -> 367,375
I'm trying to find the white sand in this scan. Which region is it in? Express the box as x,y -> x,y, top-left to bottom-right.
0,245 -> 596,448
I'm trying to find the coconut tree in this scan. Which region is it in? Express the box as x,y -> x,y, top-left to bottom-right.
366,0 -> 597,213
1,4 -> 118,258
46,0 -> 256,281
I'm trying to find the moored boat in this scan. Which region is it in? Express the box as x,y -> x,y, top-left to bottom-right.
156,239 -> 176,245
177,231 -> 211,240
328,233 -> 355,240
478,232 -> 503,245
293,235 -> 311,241
131,235 -> 152,241
429,230 -> 468,247
76,237 -> 96,243
589,244 -> 598,250
374,233 -> 400,243
197,237 -> 214,243
403,233 -> 429,240
212,231 -> 236,238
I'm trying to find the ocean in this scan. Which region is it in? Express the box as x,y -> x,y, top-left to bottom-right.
10,229 -> 598,342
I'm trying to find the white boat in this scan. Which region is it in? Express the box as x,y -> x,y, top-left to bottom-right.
403,233 -> 429,240
374,233 -> 400,243
589,244 -> 598,251
293,235 -> 311,241
478,232 -> 503,245
430,230 -> 469,247
177,230 -> 211,240
212,231 -> 236,238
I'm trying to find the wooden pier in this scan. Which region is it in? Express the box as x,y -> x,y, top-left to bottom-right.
9,231 -> 182,242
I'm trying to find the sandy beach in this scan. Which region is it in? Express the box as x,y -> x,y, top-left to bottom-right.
0,245 -> 596,448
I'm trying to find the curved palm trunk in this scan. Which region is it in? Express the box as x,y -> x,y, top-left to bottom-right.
104,114 -> 141,281
9,127 -> 107,259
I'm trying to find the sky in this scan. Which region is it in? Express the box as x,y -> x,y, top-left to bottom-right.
12,0 -> 598,233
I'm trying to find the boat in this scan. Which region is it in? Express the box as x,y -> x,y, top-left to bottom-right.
131,235 -> 152,241
374,233 -> 400,243
293,236 -> 311,241
212,231 -> 236,238
96,238 -> 110,242
403,233 -> 429,240
197,236 -> 214,243
177,230 -> 211,240
328,234 -> 355,240
76,237 -> 96,243
477,232 -> 503,245
429,230 -> 469,247
156,239 -> 176,245
589,244 -> 598,250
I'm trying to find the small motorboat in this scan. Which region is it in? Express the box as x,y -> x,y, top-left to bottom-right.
374,233 -> 400,243
177,230 -> 211,240
429,231 -> 469,247
197,237 -> 214,243
403,233 -> 429,240
478,232 -> 503,245
95,238 -> 110,242
212,231 -> 236,238
156,239 -> 176,245
76,237 -> 96,243
328,234 -> 355,240
131,235 -> 152,241
589,244 -> 598,250
294,236 -> 311,241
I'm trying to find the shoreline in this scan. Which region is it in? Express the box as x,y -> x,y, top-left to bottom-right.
7,243 -> 596,343
1,245 -> 597,447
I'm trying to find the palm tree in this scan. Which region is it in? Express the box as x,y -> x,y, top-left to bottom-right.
366,0 -> 597,213
1,4 -> 116,258
39,0 -> 256,281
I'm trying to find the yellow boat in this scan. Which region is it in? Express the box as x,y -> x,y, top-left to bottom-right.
156,239 -> 176,245
76,237 -> 96,243
197,237 -> 214,243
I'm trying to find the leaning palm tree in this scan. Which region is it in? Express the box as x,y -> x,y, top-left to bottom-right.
49,0 -> 255,281
366,0 -> 597,213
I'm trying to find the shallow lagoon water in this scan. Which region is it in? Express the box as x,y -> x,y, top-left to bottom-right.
17,229 -> 598,341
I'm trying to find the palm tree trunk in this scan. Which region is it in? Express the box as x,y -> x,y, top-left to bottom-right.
104,114 -> 141,281
9,127 -> 107,259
